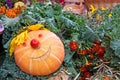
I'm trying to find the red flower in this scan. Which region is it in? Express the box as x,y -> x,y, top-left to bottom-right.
97,46 -> 105,56
83,71 -> 91,78
79,76 -> 85,80
89,54 -> 94,59
68,40 -> 78,51
78,49 -> 87,55
80,66 -> 87,72
93,39 -> 101,45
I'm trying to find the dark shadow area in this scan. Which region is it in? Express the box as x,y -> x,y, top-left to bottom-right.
0,34 -> 5,67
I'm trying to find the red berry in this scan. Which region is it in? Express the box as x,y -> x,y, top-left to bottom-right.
94,39 -> 101,45
30,39 -> 40,48
83,71 -> 91,78
68,41 -> 78,51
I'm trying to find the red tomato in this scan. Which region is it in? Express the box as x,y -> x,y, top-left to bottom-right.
30,39 -> 40,48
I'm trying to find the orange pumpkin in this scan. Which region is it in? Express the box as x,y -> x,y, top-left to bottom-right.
14,30 -> 65,76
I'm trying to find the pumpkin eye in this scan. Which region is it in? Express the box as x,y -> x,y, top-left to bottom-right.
30,39 -> 40,48
38,34 -> 42,37
22,42 -> 27,46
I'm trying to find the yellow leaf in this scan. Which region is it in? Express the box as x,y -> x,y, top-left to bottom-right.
89,5 -> 98,13
9,30 -> 28,56
28,24 -> 44,31
101,7 -> 107,11
108,12 -> 112,17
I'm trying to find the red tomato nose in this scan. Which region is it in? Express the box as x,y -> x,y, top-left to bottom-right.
30,39 -> 40,48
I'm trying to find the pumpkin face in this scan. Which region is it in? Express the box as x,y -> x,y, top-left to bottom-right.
14,30 -> 65,76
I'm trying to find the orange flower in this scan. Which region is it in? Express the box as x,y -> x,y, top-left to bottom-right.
85,61 -> 92,66
5,9 -> 17,18
13,8 -> 21,15
103,77 -> 110,80
0,6 -> 6,14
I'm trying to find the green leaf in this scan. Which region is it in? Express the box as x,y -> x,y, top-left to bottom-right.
110,40 -> 120,59
66,65 -> 78,76
110,40 -> 120,50
83,29 -> 99,42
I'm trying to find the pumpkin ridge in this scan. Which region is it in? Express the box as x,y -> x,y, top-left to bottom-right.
43,60 -> 52,74
14,46 -> 31,55
41,34 -> 55,43
29,58 -> 33,74
17,50 -> 33,64
29,50 -> 37,74
50,53 -> 62,64
30,46 -> 51,60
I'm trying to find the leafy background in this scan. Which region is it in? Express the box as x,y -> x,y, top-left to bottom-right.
0,1 -> 120,80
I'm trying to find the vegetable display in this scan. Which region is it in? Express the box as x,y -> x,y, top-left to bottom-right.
0,0 -> 120,80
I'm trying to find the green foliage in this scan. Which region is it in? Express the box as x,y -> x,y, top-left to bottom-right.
1,1 -> 120,79
93,4 -> 120,69
1,1 -> 87,79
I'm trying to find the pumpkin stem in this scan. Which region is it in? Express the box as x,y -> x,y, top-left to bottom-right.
30,39 -> 40,48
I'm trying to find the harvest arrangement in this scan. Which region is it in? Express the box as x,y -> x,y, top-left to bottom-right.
0,0 -> 120,80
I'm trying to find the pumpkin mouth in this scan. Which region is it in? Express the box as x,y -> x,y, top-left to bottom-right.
30,39 -> 40,48
31,46 -> 51,60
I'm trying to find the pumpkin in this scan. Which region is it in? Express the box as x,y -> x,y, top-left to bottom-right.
14,30 -> 65,76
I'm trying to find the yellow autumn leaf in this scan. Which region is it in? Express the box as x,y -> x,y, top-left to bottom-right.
9,30 -> 28,56
108,12 -> 112,17
28,24 -> 44,31
89,5 -> 98,13
101,7 -> 107,11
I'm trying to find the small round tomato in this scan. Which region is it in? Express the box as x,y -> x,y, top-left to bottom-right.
30,39 -> 40,48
